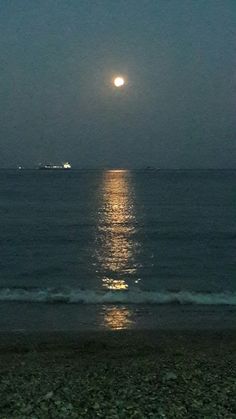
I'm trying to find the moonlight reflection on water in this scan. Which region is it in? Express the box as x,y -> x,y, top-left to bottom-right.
102,306 -> 133,330
96,170 -> 138,329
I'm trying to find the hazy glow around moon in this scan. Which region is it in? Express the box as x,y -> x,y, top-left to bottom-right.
113,76 -> 125,87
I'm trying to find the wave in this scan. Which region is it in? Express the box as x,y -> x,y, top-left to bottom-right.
0,287 -> 236,305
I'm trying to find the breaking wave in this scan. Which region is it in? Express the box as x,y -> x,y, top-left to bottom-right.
0,287 -> 236,305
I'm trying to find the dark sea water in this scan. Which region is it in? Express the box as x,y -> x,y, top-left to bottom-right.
1,169 -> 236,331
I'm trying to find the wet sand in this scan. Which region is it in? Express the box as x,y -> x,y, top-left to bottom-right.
0,330 -> 235,418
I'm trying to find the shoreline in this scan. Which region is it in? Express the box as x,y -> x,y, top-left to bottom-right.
0,329 -> 236,358
0,328 -> 236,350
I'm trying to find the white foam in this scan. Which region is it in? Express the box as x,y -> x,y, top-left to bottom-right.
0,288 -> 236,305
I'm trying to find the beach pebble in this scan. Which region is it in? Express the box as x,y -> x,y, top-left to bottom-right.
44,391 -> 54,400
163,372 -> 177,381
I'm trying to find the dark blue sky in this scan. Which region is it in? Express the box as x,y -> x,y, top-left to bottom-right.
1,0 -> 236,168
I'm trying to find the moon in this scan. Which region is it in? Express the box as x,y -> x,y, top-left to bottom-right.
113,76 -> 125,87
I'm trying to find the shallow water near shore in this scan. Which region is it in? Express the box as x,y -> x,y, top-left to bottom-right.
1,169 -> 236,332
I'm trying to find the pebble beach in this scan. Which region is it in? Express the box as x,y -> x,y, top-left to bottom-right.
0,330 -> 235,418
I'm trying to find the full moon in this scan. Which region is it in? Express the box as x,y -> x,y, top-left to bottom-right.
113,76 -> 125,87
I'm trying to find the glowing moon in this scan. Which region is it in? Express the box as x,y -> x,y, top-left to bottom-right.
113,76 -> 125,87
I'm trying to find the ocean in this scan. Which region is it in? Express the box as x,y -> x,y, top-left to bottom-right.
1,169 -> 236,332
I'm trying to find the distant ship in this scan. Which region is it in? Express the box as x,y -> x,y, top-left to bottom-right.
143,166 -> 159,172
38,162 -> 71,170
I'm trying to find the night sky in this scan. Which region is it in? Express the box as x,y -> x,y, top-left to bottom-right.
1,0 -> 236,168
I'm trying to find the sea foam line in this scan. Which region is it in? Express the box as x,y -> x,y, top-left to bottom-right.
0,288 -> 236,305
